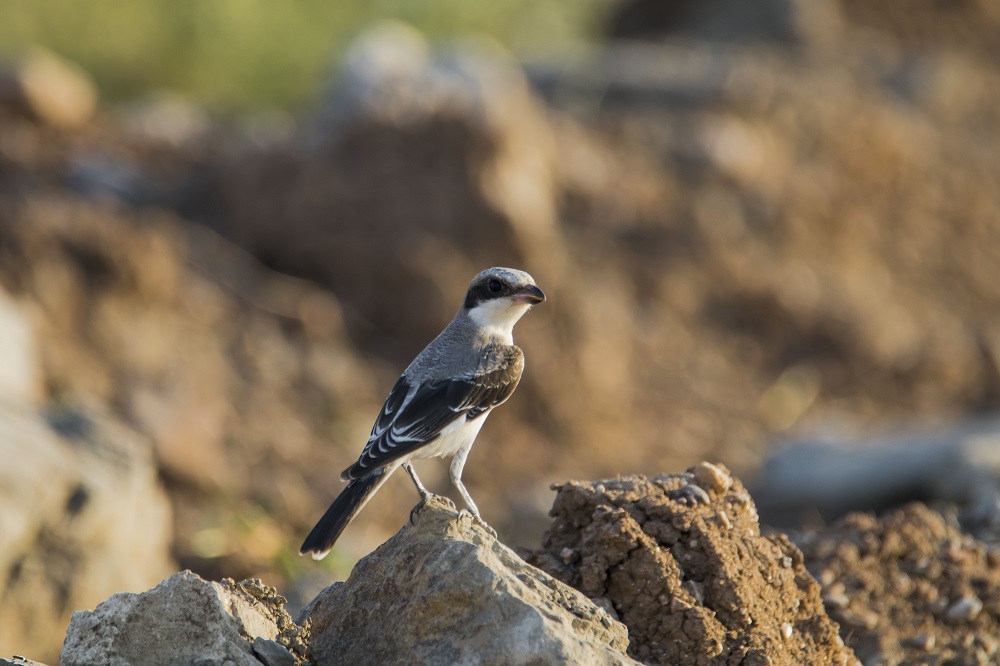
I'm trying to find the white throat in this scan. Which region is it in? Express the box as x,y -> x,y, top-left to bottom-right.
467,299 -> 532,345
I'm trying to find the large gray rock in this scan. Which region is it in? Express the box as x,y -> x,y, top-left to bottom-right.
0,403 -> 173,662
61,571 -> 304,666
299,496 -> 638,666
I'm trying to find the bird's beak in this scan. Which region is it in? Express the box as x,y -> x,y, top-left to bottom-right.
511,284 -> 545,305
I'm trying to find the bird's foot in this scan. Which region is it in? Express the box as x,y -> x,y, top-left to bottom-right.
409,493 -> 457,525
459,509 -> 497,538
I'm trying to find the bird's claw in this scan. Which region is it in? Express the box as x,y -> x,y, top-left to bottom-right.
458,509 -> 497,538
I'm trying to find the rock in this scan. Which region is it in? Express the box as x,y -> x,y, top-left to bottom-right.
252,638 -> 296,666
0,658 -> 50,666
0,402 -> 173,663
526,468 -> 857,665
0,289 -> 40,405
298,496 -> 638,666
751,418 -> 1000,543
217,22 -> 563,353
0,49 -> 97,128
799,503 -> 1000,664
61,571 -> 306,666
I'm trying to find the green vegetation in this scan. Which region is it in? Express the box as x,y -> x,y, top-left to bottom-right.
0,0 -> 612,111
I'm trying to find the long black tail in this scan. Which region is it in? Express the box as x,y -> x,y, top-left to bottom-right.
300,467 -> 389,559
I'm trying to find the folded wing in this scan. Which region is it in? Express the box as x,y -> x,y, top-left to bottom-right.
342,346 -> 524,480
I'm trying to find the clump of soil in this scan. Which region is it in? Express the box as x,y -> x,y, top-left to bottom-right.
798,503 -> 1000,665
526,464 -> 856,665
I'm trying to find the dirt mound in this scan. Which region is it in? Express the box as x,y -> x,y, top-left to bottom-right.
798,503 -> 1000,665
526,465 -> 855,665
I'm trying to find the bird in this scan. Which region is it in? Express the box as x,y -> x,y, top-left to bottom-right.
300,267 -> 545,559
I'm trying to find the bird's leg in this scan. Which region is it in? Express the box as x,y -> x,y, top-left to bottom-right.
450,446 -> 497,538
404,462 -> 431,502
405,462 -> 455,524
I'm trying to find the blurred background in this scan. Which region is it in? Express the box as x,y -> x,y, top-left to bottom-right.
3,0 -> 1000,661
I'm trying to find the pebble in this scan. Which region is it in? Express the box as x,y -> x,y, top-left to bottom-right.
559,547 -> 579,565
692,461 -> 732,495
836,607 -> 879,630
670,596 -> 692,612
823,593 -> 850,610
780,622 -> 793,639
945,595 -> 983,622
903,634 -> 936,651
252,638 -> 295,666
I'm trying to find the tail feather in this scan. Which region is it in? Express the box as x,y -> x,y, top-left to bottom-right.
299,467 -> 390,559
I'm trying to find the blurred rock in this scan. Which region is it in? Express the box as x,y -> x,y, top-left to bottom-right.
0,49 -> 97,128
0,289 -> 40,405
526,469 -> 856,665
840,0 -> 1000,58
752,418 -> 1000,543
120,92 -> 212,148
299,496 -> 637,666
61,571 -> 306,666
218,23 -> 562,352
0,196 -> 387,581
0,402 -> 173,662
0,658 -> 50,666
798,504 -> 1000,664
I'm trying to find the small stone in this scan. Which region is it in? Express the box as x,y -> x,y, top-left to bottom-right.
591,596 -> 620,621
928,597 -> 949,615
780,622 -> 793,639
823,593 -> 849,610
975,632 -> 998,655
0,49 -> 98,128
252,638 -> 295,666
836,607 -> 878,630
670,596 -> 692,612
559,547 -> 579,565
945,595 -> 983,622
692,461 -> 732,495
903,634 -> 936,651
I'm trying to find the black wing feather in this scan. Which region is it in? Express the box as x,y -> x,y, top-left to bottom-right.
342,347 -> 523,480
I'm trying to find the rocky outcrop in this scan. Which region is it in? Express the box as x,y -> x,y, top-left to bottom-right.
20,466 -> 1000,665
527,464 -> 857,665
61,572 -> 305,666
0,402 -> 173,663
300,496 -> 637,666
54,497 -> 634,666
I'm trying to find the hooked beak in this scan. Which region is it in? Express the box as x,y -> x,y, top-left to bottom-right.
511,284 -> 545,305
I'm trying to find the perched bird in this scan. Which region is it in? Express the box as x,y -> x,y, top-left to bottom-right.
300,267 -> 545,559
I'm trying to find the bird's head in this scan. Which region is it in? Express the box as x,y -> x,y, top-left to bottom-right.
461,267 -> 545,342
